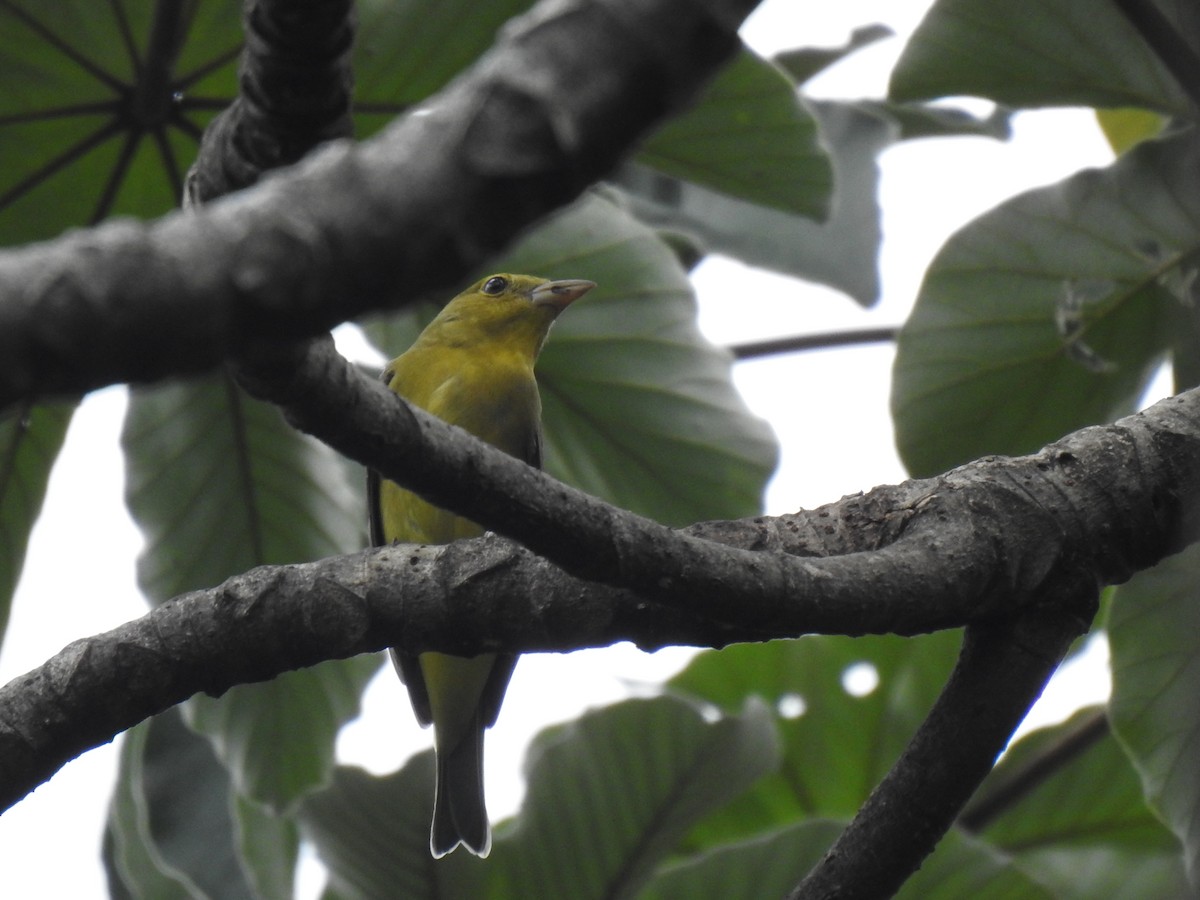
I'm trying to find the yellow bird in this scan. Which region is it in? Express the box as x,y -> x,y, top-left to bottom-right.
368,273 -> 595,857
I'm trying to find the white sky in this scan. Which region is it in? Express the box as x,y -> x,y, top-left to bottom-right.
0,1 -> 1124,895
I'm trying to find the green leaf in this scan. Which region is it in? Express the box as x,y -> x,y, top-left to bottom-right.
1109,543 -> 1200,883
103,710 -> 259,900
889,0 -> 1193,116
667,633 -> 962,848
354,0 -> 533,115
639,820 -> 845,900
232,795 -> 301,900
614,100 -> 894,304
301,756 -> 486,900
364,193 -> 778,526
493,696 -> 780,900
0,400 -> 74,649
183,657 -> 379,813
643,821 -> 1050,900
895,829 -> 1054,900
969,708 -> 1190,898
123,372 -> 379,811
891,128 -> 1198,477
636,48 -> 831,220
0,0 -> 240,244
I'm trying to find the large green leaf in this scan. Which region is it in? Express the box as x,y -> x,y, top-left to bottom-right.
364,193 -> 778,526
1109,543 -> 1200,883
494,696 -> 779,900
0,0 -> 241,244
354,0 -> 531,113
123,372 -> 379,811
304,696 -> 777,900
971,707 -> 1190,898
615,100 -> 894,304
0,400 -> 74,648
667,632 -> 963,848
890,0 -> 1193,116
104,710 -> 261,900
639,820 -> 845,900
895,830 -> 1054,900
636,48 -> 830,220
357,2 -> 828,218
891,128 -> 1196,477
642,819 -> 1050,900
105,727 -> 206,899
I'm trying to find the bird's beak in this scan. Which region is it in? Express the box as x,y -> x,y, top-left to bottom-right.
531,279 -> 596,312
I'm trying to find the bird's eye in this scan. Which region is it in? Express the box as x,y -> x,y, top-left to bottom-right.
482,276 -> 508,295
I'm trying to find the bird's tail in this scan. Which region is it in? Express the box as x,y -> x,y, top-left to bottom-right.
431,718 -> 491,858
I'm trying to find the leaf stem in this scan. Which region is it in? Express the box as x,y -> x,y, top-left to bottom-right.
729,326 -> 898,360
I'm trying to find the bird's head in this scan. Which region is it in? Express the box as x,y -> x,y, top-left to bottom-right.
428,273 -> 596,355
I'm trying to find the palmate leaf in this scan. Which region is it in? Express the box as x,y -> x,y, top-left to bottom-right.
0,0 -> 241,244
889,0 -> 1194,116
891,127 -> 1200,477
365,192 -> 778,527
122,373 -> 379,816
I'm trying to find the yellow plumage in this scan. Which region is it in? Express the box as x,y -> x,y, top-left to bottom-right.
367,273 -> 594,857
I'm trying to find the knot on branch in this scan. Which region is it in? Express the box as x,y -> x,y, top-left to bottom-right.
186,0 -> 357,203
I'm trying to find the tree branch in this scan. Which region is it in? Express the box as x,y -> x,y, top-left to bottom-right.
184,0 -> 357,202
3,387 -> 1200,812
790,601 -> 1090,899
729,326 -> 899,360
0,0 -> 756,408
237,336 -> 1200,630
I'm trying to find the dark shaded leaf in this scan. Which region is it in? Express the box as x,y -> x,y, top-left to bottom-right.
1109,544 -> 1200,884
890,0 -> 1193,115
302,757 -> 489,900
103,710 -> 259,899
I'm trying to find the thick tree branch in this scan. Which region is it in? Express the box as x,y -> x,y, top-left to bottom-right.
0,0 -> 755,408
237,337 -> 1200,631
3,387 -> 1200,812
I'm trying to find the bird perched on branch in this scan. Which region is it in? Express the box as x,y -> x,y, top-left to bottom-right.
368,272 -> 595,857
